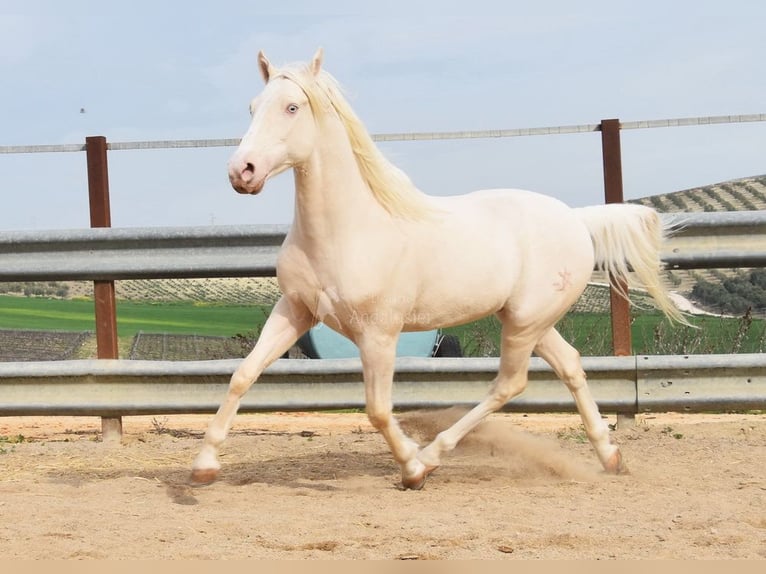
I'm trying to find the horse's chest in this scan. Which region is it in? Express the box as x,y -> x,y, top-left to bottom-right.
277,259 -> 344,318
277,238 -> 405,329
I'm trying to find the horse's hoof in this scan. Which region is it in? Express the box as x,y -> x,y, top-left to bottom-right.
190,467 -> 219,486
604,449 -> 629,475
401,466 -> 438,490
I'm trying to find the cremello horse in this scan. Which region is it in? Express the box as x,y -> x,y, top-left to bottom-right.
191,49 -> 684,489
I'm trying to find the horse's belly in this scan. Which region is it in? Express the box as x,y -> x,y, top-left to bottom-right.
402,260 -> 517,330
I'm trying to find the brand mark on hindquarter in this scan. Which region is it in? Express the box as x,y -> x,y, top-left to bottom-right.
554,269 -> 573,291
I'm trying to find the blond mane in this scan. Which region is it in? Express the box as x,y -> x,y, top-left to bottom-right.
277,64 -> 434,219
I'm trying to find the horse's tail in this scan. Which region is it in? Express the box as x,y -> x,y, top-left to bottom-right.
575,203 -> 689,325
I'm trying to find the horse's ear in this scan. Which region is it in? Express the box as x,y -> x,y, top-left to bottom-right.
258,50 -> 275,83
310,47 -> 324,76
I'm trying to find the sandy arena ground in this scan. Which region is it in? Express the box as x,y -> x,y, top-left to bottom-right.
0,410 -> 764,560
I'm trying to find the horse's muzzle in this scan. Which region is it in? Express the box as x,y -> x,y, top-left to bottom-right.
228,160 -> 265,194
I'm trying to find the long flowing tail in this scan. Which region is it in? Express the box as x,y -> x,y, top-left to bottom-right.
575,203 -> 688,324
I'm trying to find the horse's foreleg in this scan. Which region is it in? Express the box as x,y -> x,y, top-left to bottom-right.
534,328 -> 626,474
190,296 -> 313,484
357,334 -> 426,489
417,332 -> 536,475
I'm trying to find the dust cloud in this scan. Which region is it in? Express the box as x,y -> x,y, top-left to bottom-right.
399,407 -> 601,482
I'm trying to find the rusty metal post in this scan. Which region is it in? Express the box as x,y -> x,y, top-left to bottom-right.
600,119 -> 636,426
86,136 -> 122,441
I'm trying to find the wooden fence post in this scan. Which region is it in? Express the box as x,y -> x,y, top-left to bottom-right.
85,136 -> 122,442
600,119 -> 636,427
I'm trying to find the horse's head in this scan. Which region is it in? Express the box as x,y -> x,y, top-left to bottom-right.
228,49 -> 324,195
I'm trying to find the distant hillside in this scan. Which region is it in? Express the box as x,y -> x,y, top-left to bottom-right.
0,277 -> 283,305
629,174 -> 766,213
628,174 -> 766,316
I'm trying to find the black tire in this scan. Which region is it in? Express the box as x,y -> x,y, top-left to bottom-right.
433,334 -> 463,357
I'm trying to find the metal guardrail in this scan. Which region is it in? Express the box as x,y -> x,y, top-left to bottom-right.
0,224 -> 290,281
1,211 -> 765,417
0,212 -> 764,281
0,354 -> 763,416
663,211 -> 766,269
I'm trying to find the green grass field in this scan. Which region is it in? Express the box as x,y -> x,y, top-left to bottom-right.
0,295 -> 270,337
442,312 -> 766,356
2,295 -> 764,356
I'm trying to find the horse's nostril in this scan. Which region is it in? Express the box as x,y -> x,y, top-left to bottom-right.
240,162 -> 255,182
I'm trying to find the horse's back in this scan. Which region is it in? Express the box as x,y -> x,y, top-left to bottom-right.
425,188 -> 593,266
399,188 -> 595,329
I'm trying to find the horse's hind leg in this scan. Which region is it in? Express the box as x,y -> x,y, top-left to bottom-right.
190,296 -> 313,484
534,327 -> 627,474
416,326 -> 537,476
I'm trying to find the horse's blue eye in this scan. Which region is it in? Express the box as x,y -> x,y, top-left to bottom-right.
287,104 -> 299,114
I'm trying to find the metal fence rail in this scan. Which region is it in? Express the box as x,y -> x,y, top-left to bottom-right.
0,354 -> 763,416
663,211 -> 766,269
1,211 -> 764,281
1,113 -> 763,154
0,224 -> 290,281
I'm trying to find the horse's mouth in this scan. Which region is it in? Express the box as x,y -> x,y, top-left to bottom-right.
231,178 -> 266,195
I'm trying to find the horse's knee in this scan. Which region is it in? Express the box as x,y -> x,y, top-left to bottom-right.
563,370 -> 587,392
366,405 -> 392,430
228,375 -> 248,396
228,366 -> 258,396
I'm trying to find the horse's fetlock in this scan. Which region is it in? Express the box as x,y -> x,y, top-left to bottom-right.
192,445 -> 220,472
402,457 -> 426,480
417,444 -> 441,469
434,430 -> 457,453
206,427 -> 227,447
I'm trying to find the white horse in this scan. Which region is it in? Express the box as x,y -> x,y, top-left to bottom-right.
191,49 -> 684,489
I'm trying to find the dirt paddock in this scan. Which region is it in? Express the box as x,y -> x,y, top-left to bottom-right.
0,410 -> 764,559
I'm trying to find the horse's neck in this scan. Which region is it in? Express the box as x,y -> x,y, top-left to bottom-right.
292,126 -> 388,243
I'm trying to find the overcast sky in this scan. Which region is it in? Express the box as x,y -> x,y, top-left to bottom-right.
1,0 -> 764,230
